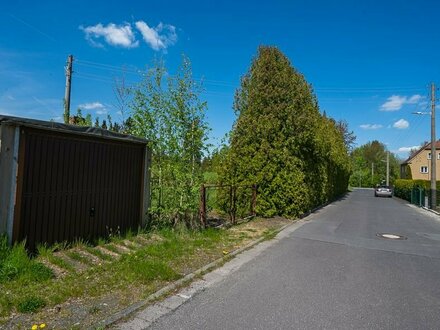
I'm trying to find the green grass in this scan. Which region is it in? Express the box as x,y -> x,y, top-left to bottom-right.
0,237 -> 53,284
65,251 -> 92,265
102,244 -> 120,254
82,246 -> 114,262
0,236 -> 53,315
17,296 -> 46,313
262,228 -> 278,241
37,245 -> 75,272
0,221 -> 285,322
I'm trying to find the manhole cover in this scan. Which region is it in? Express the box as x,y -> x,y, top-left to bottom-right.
377,233 -> 407,240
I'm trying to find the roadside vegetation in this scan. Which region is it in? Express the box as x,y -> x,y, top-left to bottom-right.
68,46 -> 353,227
216,46 -> 352,217
0,46 -> 355,327
349,140 -> 400,187
393,179 -> 440,203
0,219 -> 290,328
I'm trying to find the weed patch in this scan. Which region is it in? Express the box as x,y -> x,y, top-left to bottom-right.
17,296 -> 46,313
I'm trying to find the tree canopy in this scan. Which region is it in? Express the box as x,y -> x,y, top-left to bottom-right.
349,140 -> 400,187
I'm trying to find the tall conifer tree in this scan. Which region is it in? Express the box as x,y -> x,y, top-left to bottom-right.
223,46 -> 350,217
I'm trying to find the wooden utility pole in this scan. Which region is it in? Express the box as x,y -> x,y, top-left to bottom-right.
64,55 -> 73,124
430,82 -> 436,209
386,151 -> 390,187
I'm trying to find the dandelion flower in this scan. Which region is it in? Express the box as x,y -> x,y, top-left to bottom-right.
222,250 -> 228,255
39,324 -> 46,329
32,325 -> 38,330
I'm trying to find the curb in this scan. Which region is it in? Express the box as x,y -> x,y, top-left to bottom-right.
93,221 -> 294,329
394,195 -> 440,216
421,206 -> 440,216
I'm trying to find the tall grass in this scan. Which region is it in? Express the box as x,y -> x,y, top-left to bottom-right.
0,235 -> 53,284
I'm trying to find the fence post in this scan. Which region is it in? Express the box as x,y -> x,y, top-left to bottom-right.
232,185 -> 237,224
199,184 -> 206,228
229,185 -> 237,225
251,184 -> 257,216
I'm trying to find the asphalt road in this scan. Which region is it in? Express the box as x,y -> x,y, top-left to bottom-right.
151,189 -> 440,329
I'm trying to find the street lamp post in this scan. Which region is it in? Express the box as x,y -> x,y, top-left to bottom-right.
431,83 -> 436,209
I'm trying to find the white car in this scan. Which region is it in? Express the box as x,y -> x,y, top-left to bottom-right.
375,185 -> 393,198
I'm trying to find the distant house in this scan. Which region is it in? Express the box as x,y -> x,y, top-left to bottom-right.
400,141 -> 440,180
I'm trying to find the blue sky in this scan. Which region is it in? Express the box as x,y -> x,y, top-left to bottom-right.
1,0 -> 439,158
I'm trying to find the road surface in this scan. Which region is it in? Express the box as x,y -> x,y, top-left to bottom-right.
127,189 -> 440,329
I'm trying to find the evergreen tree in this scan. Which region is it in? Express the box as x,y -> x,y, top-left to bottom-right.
223,46 -> 350,217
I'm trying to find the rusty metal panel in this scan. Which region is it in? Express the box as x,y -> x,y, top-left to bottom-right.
15,127 -> 145,249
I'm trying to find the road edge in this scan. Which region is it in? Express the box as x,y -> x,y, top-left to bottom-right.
93,193 -> 347,329
93,220 -> 298,329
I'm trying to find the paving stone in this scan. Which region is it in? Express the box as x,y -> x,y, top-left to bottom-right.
136,304 -> 170,322
114,317 -> 151,330
158,294 -> 188,310
177,280 -> 208,298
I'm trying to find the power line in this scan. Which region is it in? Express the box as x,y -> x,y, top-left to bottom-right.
76,58 -> 426,93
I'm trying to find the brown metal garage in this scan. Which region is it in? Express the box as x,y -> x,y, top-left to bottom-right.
0,116 -> 150,250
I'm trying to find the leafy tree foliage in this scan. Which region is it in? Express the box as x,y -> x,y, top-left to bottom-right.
220,46 -> 351,217
69,108 -> 92,126
130,56 -> 209,228
349,140 -> 400,187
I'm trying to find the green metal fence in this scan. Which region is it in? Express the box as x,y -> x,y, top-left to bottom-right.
410,187 -> 426,207
410,188 -> 440,209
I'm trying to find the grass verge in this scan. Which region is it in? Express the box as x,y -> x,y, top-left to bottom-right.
0,217 -> 292,328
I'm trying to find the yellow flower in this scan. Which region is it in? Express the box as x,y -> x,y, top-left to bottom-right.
39,324 -> 46,329
222,250 -> 228,255
31,325 -> 38,330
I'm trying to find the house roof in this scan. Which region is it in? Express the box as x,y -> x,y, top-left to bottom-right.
402,140 -> 440,164
0,115 -> 148,144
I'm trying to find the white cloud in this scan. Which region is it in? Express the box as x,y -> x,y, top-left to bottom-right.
135,21 -> 177,51
80,23 -> 139,48
79,102 -> 104,110
393,119 -> 409,129
96,109 -> 107,115
360,124 -> 383,130
397,146 -> 420,153
407,95 -> 422,104
380,94 -> 423,111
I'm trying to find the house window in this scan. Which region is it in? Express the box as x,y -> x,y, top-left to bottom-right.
428,152 -> 432,159
437,153 -> 440,160
421,166 -> 428,174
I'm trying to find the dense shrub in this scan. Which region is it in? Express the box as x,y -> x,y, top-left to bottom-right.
220,46 -> 351,217
393,179 -> 439,201
393,179 -> 416,201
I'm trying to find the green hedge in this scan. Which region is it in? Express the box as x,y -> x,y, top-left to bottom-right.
393,179 -> 439,202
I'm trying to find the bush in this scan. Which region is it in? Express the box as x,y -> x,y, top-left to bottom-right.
393,179 -> 416,201
393,179 -> 440,202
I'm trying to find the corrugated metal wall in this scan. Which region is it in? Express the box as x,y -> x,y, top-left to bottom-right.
14,128 -> 145,249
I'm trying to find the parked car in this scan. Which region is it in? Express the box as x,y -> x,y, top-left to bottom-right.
375,185 -> 393,198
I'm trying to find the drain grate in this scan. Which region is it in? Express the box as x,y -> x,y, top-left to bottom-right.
377,233 -> 407,240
